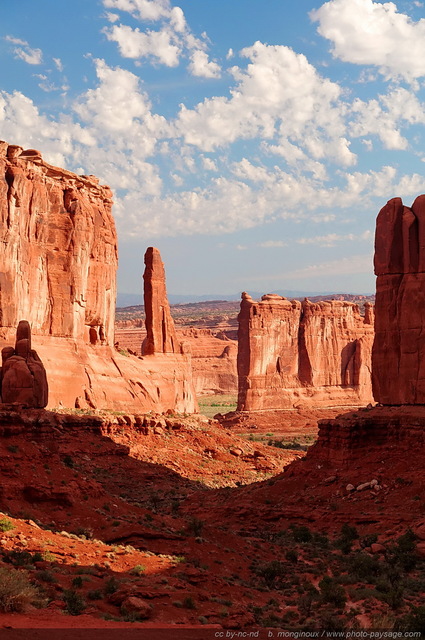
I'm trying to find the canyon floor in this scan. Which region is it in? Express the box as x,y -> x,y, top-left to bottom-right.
1,406 -> 425,632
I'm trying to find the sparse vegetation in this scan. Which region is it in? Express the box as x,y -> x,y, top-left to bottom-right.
63,589 -> 86,615
0,567 -> 39,612
0,517 -> 15,532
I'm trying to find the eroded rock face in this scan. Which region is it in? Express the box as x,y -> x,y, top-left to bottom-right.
0,142 -> 117,345
142,247 -> 178,355
0,320 -> 48,408
0,142 -> 197,413
237,293 -> 373,411
373,195 -> 425,404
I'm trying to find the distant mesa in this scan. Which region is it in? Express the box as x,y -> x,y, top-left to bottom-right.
0,320 -> 48,408
237,294 -> 374,411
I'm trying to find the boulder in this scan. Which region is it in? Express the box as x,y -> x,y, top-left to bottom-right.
0,320 -> 48,408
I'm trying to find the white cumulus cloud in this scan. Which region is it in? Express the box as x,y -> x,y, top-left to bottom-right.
311,0 -> 425,81
189,50 -> 221,78
104,24 -> 181,66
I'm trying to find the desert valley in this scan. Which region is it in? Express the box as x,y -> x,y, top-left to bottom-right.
0,140 -> 425,639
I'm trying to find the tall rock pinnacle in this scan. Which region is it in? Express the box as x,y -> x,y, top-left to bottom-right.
373,195 -> 425,404
142,247 -> 178,355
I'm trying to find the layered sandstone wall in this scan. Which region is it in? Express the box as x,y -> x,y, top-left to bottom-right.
115,326 -> 238,396
0,142 -> 197,413
237,293 -> 373,411
373,195 -> 425,404
0,143 -> 116,346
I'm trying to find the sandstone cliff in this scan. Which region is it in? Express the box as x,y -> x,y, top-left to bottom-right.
373,195 -> 425,404
237,293 -> 373,411
0,142 -> 116,344
0,142 -> 197,413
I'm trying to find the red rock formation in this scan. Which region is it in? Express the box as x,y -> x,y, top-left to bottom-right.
0,320 -> 48,408
0,142 -> 197,413
115,325 -> 238,396
142,247 -> 178,355
237,293 -> 373,411
373,195 -> 425,404
0,142 -> 116,345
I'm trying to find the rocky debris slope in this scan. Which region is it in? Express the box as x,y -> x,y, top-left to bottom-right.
373,194 -> 425,404
0,142 -> 196,413
1,406 -> 425,630
237,293 -> 373,411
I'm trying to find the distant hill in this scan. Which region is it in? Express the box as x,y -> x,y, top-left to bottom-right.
116,289 -> 374,308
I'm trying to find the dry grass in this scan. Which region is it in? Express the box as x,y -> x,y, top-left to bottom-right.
0,567 -> 39,612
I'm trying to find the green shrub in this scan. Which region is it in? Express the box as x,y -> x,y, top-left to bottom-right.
187,518 -> 204,537
319,576 -> 347,608
63,455 -> 74,468
72,576 -> 84,588
183,596 -> 196,609
290,525 -> 312,543
335,523 -> 359,554
63,589 -> 86,615
346,552 -> 382,580
130,564 -> 145,576
395,606 -> 425,633
35,570 -> 56,584
104,577 -> 119,595
285,549 -> 298,563
0,518 -> 14,532
252,560 -> 286,588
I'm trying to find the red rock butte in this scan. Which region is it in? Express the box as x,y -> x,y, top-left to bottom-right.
0,141 -> 197,413
373,195 -> 425,404
237,293 -> 374,411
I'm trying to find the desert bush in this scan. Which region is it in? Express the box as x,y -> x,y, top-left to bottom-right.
346,551 -> 382,580
183,596 -> 196,609
104,576 -> 119,594
252,560 -> 286,588
0,518 -> 14,532
319,575 -> 347,608
290,524 -> 312,543
335,523 -> 359,554
62,455 -> 74,468
388,529 -> 418,571
285,549 -> 298,563
35,570 -> 56,584
0,567 -> 39,612
130,564 -> 145,576
72,576 -> 84,588
395,606 -> 425,633
63,589 -> 86,615
187,517 -> 204,537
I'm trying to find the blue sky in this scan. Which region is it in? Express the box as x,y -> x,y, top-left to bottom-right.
1,0 -> 425,297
